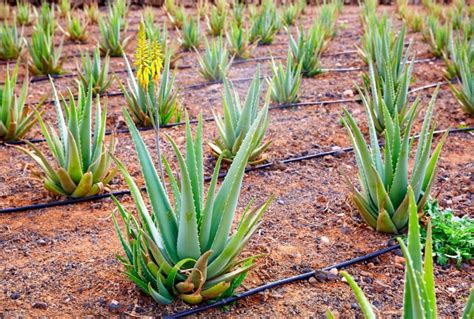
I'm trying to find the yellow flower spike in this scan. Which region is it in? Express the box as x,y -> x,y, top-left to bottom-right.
150,39 -> 164,83
135,21 -> 152,90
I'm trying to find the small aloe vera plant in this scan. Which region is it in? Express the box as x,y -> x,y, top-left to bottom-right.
76,48 -> 113,95
112,106 -> 272,304
15,82 -> 117,198
209,69 -> 271,165
226,22 -> 256,60
16,1 -> 35,26
119,23 -> 181,127
282,4 -> 299,26
27,26 -> 64,75
196,37 -> 233,81
288,24 -> 327,77
180,15 -> 200,51
0,63 -> 43,142
249,1 -> 281,45
424,15 -> 449,58
63,13 -> 88,43
0,18 -> 24,60
342,87 -> 447,234
327,188 -> 474,318
84,2 -> 100,24
207,5 -> 226,37
98,15 -> 131,57
267,52 -> 303,105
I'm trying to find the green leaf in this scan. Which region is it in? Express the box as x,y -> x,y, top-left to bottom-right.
340,271 -> 376,319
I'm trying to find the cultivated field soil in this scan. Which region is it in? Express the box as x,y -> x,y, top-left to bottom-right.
0,3 -> 473,318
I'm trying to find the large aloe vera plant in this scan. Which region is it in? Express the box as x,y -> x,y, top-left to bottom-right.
327,187 -> 474,318
342,88 -> 447,234
15,82 -> 117,198
0,63 -> 43,142
112,107 -> 272,304
209,69 -> 271,165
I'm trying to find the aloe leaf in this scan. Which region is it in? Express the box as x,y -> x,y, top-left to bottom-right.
423,222 -> 437,318
340,271 -> 376,319
122,108 -> 178,261
208,107 -> 267,258
165,131 -> 201,260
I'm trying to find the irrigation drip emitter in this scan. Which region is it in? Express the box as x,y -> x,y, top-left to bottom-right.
164,244 -> 402,319
0,127 -> 472,215
3,79 -> 451,148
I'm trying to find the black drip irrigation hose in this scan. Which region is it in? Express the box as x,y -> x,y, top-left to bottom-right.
164,244 -> 401,319
0,127 -> 472,215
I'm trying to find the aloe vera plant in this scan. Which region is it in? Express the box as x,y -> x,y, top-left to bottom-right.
424,15 -> 449,58
249,1 -> 281,45
196,37 -> 233,81
112,106 -> 272,304
63,13 -> 88,43
197,0 -> 209,20
226,22 -> 256,60
319,2 -> 339,39
180,15 -> 200,51
342,88 -> 447,234
444,33 -> 473,80
167,4 -> 185,29
15,82 -> 117,198
209,69 -> 271,165
0,64 -> 43,142
404,10 -> 424,33
0,1 -> 10,21
207,5 -> 226,37
58,0 -> 71,18
16,1 -> 35,26
282,4 -> 299,26
77,48 -> 113,95
84,2 -> 100,24
449,52 -> 474,114
98,15 -> 130,57
119,22 -> 180,127
27,26 -> 64,75
327,187 -> 474,318
288,24 -> 326,77
232,0 -> 244,27
0,19 -> 24,60
119,53 -> 181,127
37,2 -> 56,35
268,52 -> 303,105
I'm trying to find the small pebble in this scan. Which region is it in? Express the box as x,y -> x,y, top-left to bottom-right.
108,300 -> 121,313
32,301 -> 48,309
343,89 -> 354,97
10,292 -> 20,300
320,236 -> 331,245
